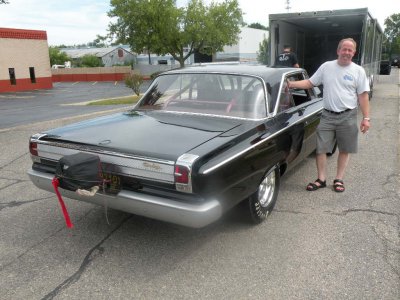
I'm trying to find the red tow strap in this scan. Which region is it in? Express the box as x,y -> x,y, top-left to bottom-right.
52,177 -> 74,228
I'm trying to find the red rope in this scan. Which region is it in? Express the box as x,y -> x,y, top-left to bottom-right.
51,177 -> 74,228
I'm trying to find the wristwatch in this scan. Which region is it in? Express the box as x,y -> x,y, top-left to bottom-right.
363,117 -> 370,121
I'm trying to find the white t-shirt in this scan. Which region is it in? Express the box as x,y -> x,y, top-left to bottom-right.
309,60 -> 370,112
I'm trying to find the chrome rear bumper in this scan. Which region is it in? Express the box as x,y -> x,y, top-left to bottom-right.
28,169 -> 222,228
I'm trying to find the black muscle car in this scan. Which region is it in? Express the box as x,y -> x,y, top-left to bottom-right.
28,64 -> 323,228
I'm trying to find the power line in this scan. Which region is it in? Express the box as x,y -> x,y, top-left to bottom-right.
285,0 -> 291,12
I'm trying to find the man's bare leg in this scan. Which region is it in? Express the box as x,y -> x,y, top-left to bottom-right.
332,152 -> 349,192
306,153 -> 327,190
336,152 -> 350,180
316,153 -> 327,182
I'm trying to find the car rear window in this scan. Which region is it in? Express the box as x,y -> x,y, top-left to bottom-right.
137,73 -> 268,119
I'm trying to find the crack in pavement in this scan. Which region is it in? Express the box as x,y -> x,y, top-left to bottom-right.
0,152 -> 29,171
0,207 -> 98,271
277,207 -> 400,280
371,223 -> 400,280
275,208 -> 398,218
0,178 -> 29,194
274,209 -> 310,215
327,208 -> 399,217
41,215 -> 132,300
0,196 -> 53,211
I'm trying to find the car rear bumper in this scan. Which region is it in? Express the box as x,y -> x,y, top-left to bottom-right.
28,169 -> 223,228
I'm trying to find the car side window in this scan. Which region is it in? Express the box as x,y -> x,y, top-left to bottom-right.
278,81 -> 295,112
286,73 -> 316,107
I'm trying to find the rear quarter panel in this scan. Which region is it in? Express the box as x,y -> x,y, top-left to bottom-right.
190,119 -> 285,210
190,100 -> 322,211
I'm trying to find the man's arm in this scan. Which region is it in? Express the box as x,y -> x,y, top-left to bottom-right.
287,79 -> 314,89
358,91 -> 370,133
291,53 -> 299,68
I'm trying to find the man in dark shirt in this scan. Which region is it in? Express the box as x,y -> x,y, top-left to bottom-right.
275,45 -> 299,68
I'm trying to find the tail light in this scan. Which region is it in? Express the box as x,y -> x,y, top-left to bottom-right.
29,134 -> 47,161
175,154 -> 199,193
29,141 -> 38,156
174,165 -> 189,184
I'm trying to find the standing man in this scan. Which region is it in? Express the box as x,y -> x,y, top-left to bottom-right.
288,38 -> 370,192
275,45 -> 300,68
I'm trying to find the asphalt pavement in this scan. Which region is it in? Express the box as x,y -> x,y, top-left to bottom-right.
0,70 -> 399,299
0,80 -> 151,129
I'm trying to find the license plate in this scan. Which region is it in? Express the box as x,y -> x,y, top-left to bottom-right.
100,172 -> 121,194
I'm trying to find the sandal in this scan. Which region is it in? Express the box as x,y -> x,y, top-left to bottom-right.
306,179 -> 326,191
333,179 -> 345,192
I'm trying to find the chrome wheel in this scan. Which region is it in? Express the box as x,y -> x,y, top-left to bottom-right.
248,166 -> 280,224
258,170 -> 276,207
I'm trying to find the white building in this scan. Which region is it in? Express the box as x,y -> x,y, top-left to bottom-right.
62,46 -> 136,67
136,26 -> 269,66
215,27 -> 268,62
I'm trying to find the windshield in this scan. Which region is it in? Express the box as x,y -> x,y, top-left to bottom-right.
137,73 -> 268,119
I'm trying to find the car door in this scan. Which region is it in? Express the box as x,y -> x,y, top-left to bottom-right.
273,71 -> 322,165
287,72 -> 323,158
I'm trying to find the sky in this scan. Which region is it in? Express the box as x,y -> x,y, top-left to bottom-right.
1,0 -> 399,46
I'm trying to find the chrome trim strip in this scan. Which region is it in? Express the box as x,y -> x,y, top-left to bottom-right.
144,110 -> 267,121
202,106 -> 323,175
35,142 -> 175,183
31,133 -> 48,140
32,140 -> 175,165
271,70 -> 315,117
28,169 -> 222,228
160,71 -> 266,81
175,153 -> 199,193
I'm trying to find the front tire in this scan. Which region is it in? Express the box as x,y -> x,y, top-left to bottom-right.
248,166 -> 280,224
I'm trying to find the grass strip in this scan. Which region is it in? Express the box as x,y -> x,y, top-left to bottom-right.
87,95 -> 140,105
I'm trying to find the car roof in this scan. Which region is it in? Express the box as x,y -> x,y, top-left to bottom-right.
161,63 -> 299,82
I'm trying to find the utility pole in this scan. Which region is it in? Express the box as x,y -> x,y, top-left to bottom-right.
285,0 -> 291,12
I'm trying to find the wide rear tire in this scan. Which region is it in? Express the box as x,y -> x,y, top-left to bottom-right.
248,166 -> 280,224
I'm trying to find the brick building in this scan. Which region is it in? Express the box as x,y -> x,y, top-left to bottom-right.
0,27 -> 52,92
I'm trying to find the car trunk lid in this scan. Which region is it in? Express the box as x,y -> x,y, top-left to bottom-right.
41,111 -> 244,161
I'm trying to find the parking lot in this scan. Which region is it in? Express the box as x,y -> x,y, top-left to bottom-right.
0,71 -> 399,299
0,81 -> 150,129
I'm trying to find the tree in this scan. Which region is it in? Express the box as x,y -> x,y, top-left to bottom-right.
124,71 -> 143,96
48,47 -> 70,66
248,23 -> 268,30
108,0 -> 243,67
384,14 -> 400,58
0,0 -> 9,4
257,36 -> 269,65
87,34 -> 109,48
77,54 -> 104,67
109,0 -> 174,64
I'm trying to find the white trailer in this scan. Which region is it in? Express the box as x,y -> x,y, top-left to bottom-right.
269,8 -> 383,96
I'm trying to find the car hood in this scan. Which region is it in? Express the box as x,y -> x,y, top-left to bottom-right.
42,110 -> 245,160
